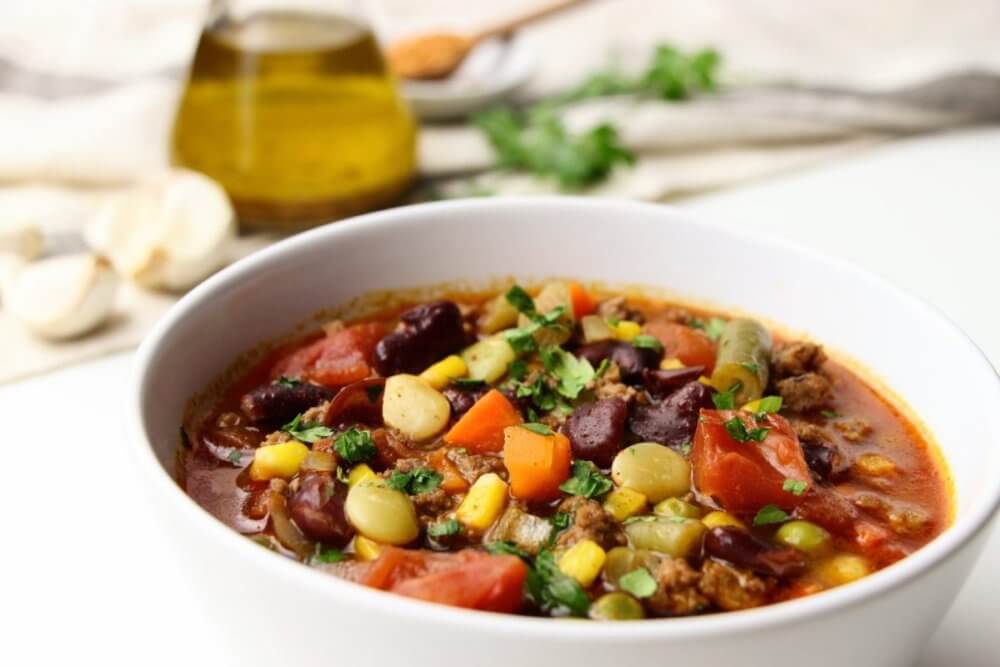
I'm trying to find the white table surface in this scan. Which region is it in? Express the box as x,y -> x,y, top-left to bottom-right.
2,127 -> 998,666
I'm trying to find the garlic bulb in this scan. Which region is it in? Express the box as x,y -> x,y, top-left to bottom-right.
86,169 -> 236,291
4,253 -> 118,339
0,219 -> 44,260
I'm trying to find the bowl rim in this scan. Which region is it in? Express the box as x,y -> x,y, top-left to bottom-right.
129,196 -> 1000,640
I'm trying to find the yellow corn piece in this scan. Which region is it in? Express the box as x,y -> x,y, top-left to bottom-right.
603,487 -> 647,522
854,454 -> 896,476
742,398 -> 762,413
455,473 -> 508,531
558,539 -> 607,587
702,510 -> 745,530
348,463 -> 378,488
660,357 -> 685,370
354,536 -> 382,561
697,376 -> 713,386
817,554 -> 871,586
610,320 -> 642,342
249,441 -> 309,481
419,354 -> 468,390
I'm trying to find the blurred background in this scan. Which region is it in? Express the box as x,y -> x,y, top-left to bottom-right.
0,0 -> 998,381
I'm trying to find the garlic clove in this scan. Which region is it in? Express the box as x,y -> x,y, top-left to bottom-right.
0,219 -> 44,260
85,169 -> 236,292
5,253 -> 118,339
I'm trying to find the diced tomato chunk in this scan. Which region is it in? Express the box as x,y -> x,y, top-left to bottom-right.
271,323 -> 385,388
358,547 -> 527,613
644,321 -> 717,372
692,410 -> 811,513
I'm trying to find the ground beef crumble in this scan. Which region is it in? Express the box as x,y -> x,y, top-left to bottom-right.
555,497 -> 627,551
772,341 -> 827,379
446,448 -> 507,484
698,560 -> 772,611
646,558 -> 709,616
776,373 -> 833,411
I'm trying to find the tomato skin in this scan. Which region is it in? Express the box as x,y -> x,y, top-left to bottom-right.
271,323 -> 384,387
360,548 -> 527,613
644,321 -> 717,372
692,410 -> 811,513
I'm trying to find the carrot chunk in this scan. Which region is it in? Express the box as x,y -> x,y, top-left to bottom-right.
568,282 -> 597,318
444,389 -> 522,453
503,426 -> 572,501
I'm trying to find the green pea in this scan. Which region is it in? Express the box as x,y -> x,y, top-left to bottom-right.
589,592 -> 646,620
653,497 -> 700,519
775,520 -> 830,553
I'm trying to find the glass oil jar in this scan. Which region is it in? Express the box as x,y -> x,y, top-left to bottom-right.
171,1 -> 417,230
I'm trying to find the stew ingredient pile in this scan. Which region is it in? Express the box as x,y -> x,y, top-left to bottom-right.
181,282 -> 948,619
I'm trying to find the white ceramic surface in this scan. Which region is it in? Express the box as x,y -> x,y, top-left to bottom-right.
131,197 -> 1000,667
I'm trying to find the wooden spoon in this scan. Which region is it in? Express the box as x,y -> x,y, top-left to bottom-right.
387,0 -> 589,81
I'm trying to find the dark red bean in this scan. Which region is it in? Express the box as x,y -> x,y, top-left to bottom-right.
373,301 -> 466,376
442,385 -> 490,417
563,398 -> 628,468
628,381 -> 712,448
576,340 -> 662,384
322,377 -> 385,428
641,366 -> 705,396
288,472 -> 353,546
704,526 -> 805,578
240,382 -> 335,425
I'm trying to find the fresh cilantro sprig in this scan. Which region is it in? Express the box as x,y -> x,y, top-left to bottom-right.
559,460 -> 614,499
428,519 -> 461,538
387,467 -> 443,495
521,422 -> 555,435
333,426 -> 377,463
724,417 -> 769,443
753,504 -> 790,526
782,479 -> 808,496
282,413 -> 334,444
540,346 -> 596,400
692,316 -> 727,342
526,550 -> 591,617
712,381 -> 742,410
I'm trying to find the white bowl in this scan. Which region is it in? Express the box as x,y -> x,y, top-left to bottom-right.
131,198 -> 1000,667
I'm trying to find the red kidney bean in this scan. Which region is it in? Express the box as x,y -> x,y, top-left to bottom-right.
443,385 -> 490,417
576,340 -> 663,384
641,366 -> 705,396
628,381 -> 712,448
562,398 -> 628,468
240,382 -> 335,425
322,377 -> 385,428
704,526 -> 805,578
373,301 -> 466,376
288,472 -> 353,546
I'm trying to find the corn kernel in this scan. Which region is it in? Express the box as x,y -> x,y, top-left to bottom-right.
456,473 -> 508,531
611,320 -> 642,342
348,463 -> 377,488
354,536 -> 382,561
558,539 -> 607,587
419,355 -> 468,390
603,488 -> 647,521
698,375 -> 713,386
742,399 -> 762,413
855,454 -> 897,476
702,510 -> 745,530
660,357 -> 685,370
817,554 -> 871,586
249,441 -> 309,481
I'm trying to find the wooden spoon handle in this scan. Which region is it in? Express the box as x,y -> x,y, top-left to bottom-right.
472,0 -> 591,42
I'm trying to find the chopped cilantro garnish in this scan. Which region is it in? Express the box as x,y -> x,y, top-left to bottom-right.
503,304 -> 569,355
505,285 -> 536,315
427,519 -> 461,538
282,413 -> 334,444
724,417 -> 769,443
631,335 -> 663,352
276,375 -> 301,387
618,567 -> 657,598
549,511 -> 572,532
594,358 -> 611,378
753,504 -> 790,526
559,460 -> 613,498
313,546 -> 347,563
508,359 -> 528,381
333,426 -> 377,463
522,422 -> 555,436
526,550 -> 591,617
540,345 -> 596,400
756,395 -> 783,415
485,541 -> 531,560
452,378 -> 487,389
741,361 -> 760,374
712,381 -> 741,409
387,467 -> 443,495
692,316 -> 727,341
783,479 -> 808,496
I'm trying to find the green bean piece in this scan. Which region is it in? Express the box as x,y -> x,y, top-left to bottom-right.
710,318 -> 773,405
589,592 -> 646,620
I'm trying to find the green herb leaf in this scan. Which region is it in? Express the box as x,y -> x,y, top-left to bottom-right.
703,317 -> 727,341
508,359 -> 528,381
756,396 -> 783,415
753,504 -> 790,526
313,547 -> 347,563
540,345 -> 596,400
333,426 -> 377,463
741,361 -> 760,374
282,413 -> 334,444
782,479 -> 808,496
821,409 -> 840,419
522,422 -> 555,436
618,567 -> 658,598
712,381 -> 742,410
227,450 -> 242,464
526,550 -> 591,616
631,335 -> 664,352
724,416 -> 769,443
452,378 -> 488,390
485,541 -> 531,560
387,467 -> 443,495
594,358 -> 611,378
559,460 -> 614,499
276,375 -> 301,387
428,519 -> 462,538
640,45 -> 722,100
505,285 -> 536,315
549,511 -> 572,532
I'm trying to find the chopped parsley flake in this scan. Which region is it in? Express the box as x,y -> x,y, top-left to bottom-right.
559,460 -> 614,499
522,422 -> 555,436
724,416 -> 769,443
631,335 -> 664,352
783,479 -> 808,496
387,467 -> 443,495
618,567 -> 658,598
756,395 -> 784,415
452,378 -> 487,390
282,413 -> 334,444
313,547 -> 347,563
540,345 -> 596,400
549,511 -> 572,532
276,376 -> 301,387
505,285 -> 537,315
333,426 -> 377,463
526,550 -> 591,617
753,504 -> 790,526
485,541 -> 531,560
692,316 -> 727,341
427,519 -> 461,538
712,381 -> 742,410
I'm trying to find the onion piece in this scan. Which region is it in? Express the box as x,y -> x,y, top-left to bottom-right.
301,450 -> 338,473
268,480 -> 315,559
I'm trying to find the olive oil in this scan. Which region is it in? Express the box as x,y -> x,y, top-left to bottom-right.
171,12 -> 416,230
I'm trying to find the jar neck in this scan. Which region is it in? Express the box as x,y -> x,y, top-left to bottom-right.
209,0 -> 366,24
